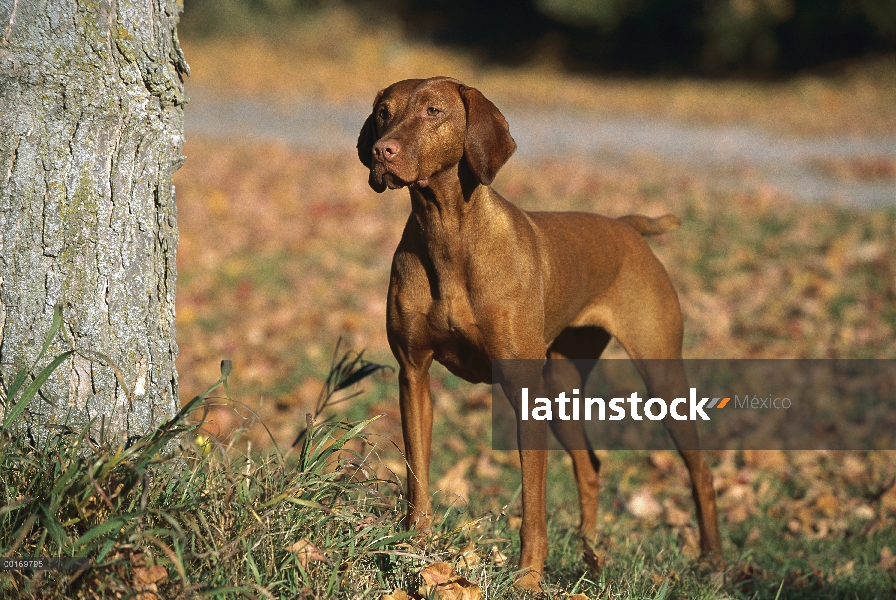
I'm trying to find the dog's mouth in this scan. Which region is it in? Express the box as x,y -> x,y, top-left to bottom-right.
372,164 -> 428,190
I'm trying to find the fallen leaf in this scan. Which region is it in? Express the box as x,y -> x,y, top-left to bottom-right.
854,504 -> 875,520
840,454 -> 868,481
879,482 -> 896,515
725,483 -> 753,503
474,453 -> 500,479
567,594 -> 591,600
133,564 -> 168,586
419,562 -> 481,600
381,590 -> 410,600
650,571 -> 680,586
814,493 -> 839,517
420,562 -> 454,587
287,538 -> 330,569
627,487 -> 662,519
455,542 -> 480,568
663,498 -> 690,527
879,547 -> 895,571
745,526 -> 762,544
834,560 -> 855,578
742,450 -> 788,472
811,519 -> 831,539
582,539 -> 609,573
725,503 -> 751,524
436,457 -> 475,501
489,545 -> 508,567
648,451 -> 676,472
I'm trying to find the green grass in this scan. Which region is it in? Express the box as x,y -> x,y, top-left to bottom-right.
2,351 -> 895,598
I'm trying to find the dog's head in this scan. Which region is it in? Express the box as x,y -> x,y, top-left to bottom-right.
357,77 -> 517,193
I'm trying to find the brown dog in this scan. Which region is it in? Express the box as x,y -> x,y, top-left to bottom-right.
357,77 -> 722,590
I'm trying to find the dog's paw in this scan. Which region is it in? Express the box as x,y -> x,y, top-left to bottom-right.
512,568 -> 543,593
582,539 -> 610,575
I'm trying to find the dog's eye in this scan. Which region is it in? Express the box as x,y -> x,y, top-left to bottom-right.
426,106 -> 442,117
377,107 -> 389,121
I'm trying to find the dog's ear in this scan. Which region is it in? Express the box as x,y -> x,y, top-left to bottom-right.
357,89 -> 384,169
459,85 -> 517,185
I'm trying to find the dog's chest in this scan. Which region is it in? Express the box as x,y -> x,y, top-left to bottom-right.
426,296 -> 492,383
427,291 -> 480,344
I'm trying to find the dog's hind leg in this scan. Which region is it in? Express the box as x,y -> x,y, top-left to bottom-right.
544,326 -> 611,540
613,312 -> 724,562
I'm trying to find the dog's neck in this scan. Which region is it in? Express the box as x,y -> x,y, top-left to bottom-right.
407,160 -> 484,231
406,160 -> 490,270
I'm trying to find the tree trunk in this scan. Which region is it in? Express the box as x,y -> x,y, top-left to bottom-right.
0,0 -> 188,444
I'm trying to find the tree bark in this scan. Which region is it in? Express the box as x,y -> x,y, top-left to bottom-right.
0,0 -> 188,444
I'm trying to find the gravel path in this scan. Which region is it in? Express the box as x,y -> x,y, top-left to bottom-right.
184,87 -> 896,207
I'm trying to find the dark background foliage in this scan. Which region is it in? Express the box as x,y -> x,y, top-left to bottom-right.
180,0 -> 894,74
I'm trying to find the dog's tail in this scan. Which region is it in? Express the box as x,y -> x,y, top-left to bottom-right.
617,213 -> 680,236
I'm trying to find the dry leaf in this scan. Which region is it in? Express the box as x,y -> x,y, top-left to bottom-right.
840,454 -> 868,481
489,545 -> 508,567
725,483 -> 753,503
663,498 -> 691,527
742,450 -> 788,471
812,519 -> 832,538
832,560 -> 855,579
419,562 -> 481,600
814,493 -> 839,517
582,540 -> 609,573
381,589 -> 410,600
287,538 -> 330,569
567,594 -> 591,600
627,487 -> 662,519
879,482 -> 896,515
648,451 -> 676,472
420,562 -> 455,587
455,542 -> 480,568
746,526 -> 762,543
133,564 -> 168,587
879,547 -> 895,571
854,504 -> 875,520
474,453 -> 500,479
725,503 -> 751,524
436,458 -> 475,501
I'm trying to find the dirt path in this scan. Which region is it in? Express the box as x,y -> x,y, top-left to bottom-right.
184,86 -> 896,206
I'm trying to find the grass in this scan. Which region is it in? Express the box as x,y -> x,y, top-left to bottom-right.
2,349 -> 895,598
1,358 -> 421,598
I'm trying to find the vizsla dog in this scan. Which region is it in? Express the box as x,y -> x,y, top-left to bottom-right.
357,77 -> 722,590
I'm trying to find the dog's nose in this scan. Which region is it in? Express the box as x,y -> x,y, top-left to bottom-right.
373,139 -> 400,162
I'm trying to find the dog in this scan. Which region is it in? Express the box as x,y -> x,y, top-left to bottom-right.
357,76 -> 722,590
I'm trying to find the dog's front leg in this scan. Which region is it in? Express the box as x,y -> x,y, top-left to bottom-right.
517,432 -> 548,590
498,362 -> 549,591
398,360 -> 435,533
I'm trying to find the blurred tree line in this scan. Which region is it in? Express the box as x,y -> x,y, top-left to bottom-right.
180,0 -> 894,74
